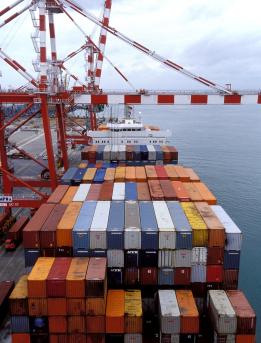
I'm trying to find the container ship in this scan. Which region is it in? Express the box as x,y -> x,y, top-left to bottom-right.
0,112 -> 256,343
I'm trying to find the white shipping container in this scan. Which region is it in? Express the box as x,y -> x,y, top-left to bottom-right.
147,145 -> 156,161
112,183 -> 125,200
158,290 -> 180,334
90,201 -> 110,249
153,201 -> 175,229
192,247 -> 207,265
72,184 -> 91,202
160,334 -> 180,343
118,145 -> 126,161
124,334 -> 142,343
158,250 -> 175,268
107,250 -> 124,267
211,205 -> 242,251
174,250 -> 192,268
103,145 -> 111,161
90,228 -> 107,249
208,290 -> 237,334
191,264 -> 206,283
213,332 -> 235,343
124,228 -> 141,249
111,145 -> 118,160
159,229 -> 176,250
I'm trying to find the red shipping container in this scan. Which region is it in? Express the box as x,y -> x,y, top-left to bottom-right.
86,334 -> 105,343
47,258 -> 72,297
160,180 -> 177,200
207,247 -> 224,265
86,316 -> 105,333
68,334 -> 87,343
148,180 -> 164,200
23,203 -> 56,248
154,166 -> 168,180
124,268 -> 139,286
137,183 -> 151,201
47,185 -> 69,204
68,316 -> 86,334
86,184 -> 102,200
168,146 -> 178,161
49,335 -> 68,343
28,298 -> 48,316
140,267 -> 157,285
126,145 -> 134,161
161,146 -> 171,161
48,298 -> 67,316
49,316 -> 67,334
99,182 -> 113,201
236,335 -> 256,343
67,298 -> 86,316
86,257 -> 107,297
227,290 -> 256,334
40,204 -> 67,249
11,334 -> 31,343
174,267 -> 191,285
206,265 -> 223,283
41,248 -> 56,257
223,269 -> 239,290
171,181 -> 190,201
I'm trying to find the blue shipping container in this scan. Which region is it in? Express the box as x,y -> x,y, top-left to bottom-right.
107,201 -> 124,249
72,168 -> 87,185
158,268 -> 174,285
97,145 -> 105,160
107,268 -> 123,287
140,250 -> 158,267
140,145 -> 148,160
72,201 -> 97,251
125,250 -> 140,267
60,167 -> 78,185
73,249 -> 90,257
167,201 -> 192,249
24,249 -> 40,267
93,168 -> 106,183
139,201 -> 158,250
154,145 -> 163,160
224,250 -> 240,270
11,316 -> 30,333
134,146 -> 141,161
125,182 -> 138,201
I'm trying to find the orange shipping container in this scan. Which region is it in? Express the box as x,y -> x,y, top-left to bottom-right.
125,167 -> 136,182
104,168 -> 115,182
27,257 -> 55,298
48,298 -> 67,316
86,297 -> 106,316
11,334 -> 31,343
173,165 -> 190,181
28,298 -> 48,316
60,186 -> 78,205
236,335 -> 255,343
195,202 -> 225,247
86,316 -> 105,333
164,165 -> 179,181
106,290 -> 125,333
145,166 -> 158,180
185,168 -> 201,182
176,290 -> 199,334
66,257 -> 89,298
193,182 -> 217,205
49,316 -> 67,334
135,166 -> 147,182
171,181 -> 190,202
183,182 -> 203,202
57,202 -> 82,247
67,298 -> 86,316
68,316 -> 86,334
115,167 -> 126,182
148,180 -> 164,200
137,182 -> 151,201
83,168 -> 97,183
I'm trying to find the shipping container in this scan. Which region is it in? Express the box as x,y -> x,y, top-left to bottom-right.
140,267 -> 157,285
99,182 -> 114,201
11,333 -> 31,343
83,168 -> 97,183
139,201 -> 158,250
103,145 -> 111,161
154,145 -> 163,160
192,248 -> 207,265
28,298 -> 48,316
155,166 -> 168,180
27,257 -> 55,297
47,185 -> 70,204
86,257 -> 107,297
72,184 -> 91,201
9,275 -> 28,316
125,167 -> 136,182
176,290 -> 199,334
181,203 -> 208,247
207,247 -> 224,265
61,167 -> 78,185
135,167 -> 146,182
106,290 -> 125,333
40,204 -> 67,249
158,250 -> 175,268
66,257 -> 89,298
140,250 -> 158,267
195,202 -> 225,248
124,268 -> 139,286
86,296 -> 106,316
158,290 -> 180,334
125,201 -> 141,250
24,249 -> 40,267
208,290 -> 237,334
11,316 -> 30,333
134,145 -> 141,161
211,206 -> 242,251
191,265 -> 207,283
67,298 -> 86,316
124,334 -> 142,343
107,201 -> 124,249
73,201 -> 97,252
183,183 -> 203,202
68,316 -> 86,334
206,265 -> 223,283
47,298 -> 67,315
223,270 -> 239,290
224,251 -> 240,270
174,268 -> 191,286
193,182 -> 217,205
112,183 -> 125,200
48,316 -> 67,333
115,167 -> 126,182
73,168 -> 87,185
125,182 -> 138,201
167,201 -> 192,249
125,250 -> 140,268
137,182 -> 151,201
235,335 -> 255,343
107,250 -> 124,267
107,268 -> 124,287
147,145 -> 156,161
173,166 -> 190,181
185,168 -> 200,182
125,290 -> 142,333
57,202 -> 82,247
126,145 -> 134,161
61,186 -> 78,204
174,250 -> 192,268
46,258 -> 72,297
23,203 -> 56,248
153,201 -> 175,249
86,184 -> 102,200
160,180 -> 177,200
86,315 -> 105,333
145,166 -> 158,180
6,215 -> 29,242
148,180 -> 164,200
158,268 -> 175,285
90,201 -> 110,249
94,168 -> 106,184
164,165 -> 179,181
104,168 -> 115,182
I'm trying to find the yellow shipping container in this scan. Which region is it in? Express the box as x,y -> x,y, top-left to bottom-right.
104,168 -> 115,182
125,290 -> 142,333
115,167 -> 126,182
78,162 -> 88,168
27,257 -> 55,297
82,168 -> 97,183
181,202 -> 208,246
60,186 -> 78,205
125,167 -> 136,182
9,275 -> 28,300
57,202 -> 82,247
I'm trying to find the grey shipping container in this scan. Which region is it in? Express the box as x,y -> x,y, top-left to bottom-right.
139,201 -> 158,250
158,250 -> 175,268
192,247 -> 207,265
107,201 -> 125,249
174,250 -> 192,268
191,264 -> 207,283
124,334 -> 142,343
158,290 -> 180,334
125,201 -> 141,249
107,250 -> 124,268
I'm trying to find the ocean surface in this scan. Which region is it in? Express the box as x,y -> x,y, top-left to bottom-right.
137,104 -> 261,338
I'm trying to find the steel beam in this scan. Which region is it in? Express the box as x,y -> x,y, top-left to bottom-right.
0,103 -> 34,133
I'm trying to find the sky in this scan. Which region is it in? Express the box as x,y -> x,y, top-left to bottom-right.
1,0 -> 261,91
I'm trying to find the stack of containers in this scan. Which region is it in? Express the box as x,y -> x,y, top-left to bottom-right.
211,205 -> 243,290
124,290 -> 143,343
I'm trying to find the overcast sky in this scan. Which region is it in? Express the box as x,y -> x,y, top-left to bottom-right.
1,0 -> 261,91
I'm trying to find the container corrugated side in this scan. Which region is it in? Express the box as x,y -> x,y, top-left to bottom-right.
60,186 -> 78,204
9,275 -> 28,316
124,334 -> 142,343
86,257 -> 107,297
125,290 -> 142,333
158,250 -> 175,268
192,247 -> 207,264
72,184 -> 91,202
47,185 -> 69,204
176,290 -> 199,334
158,290 -> 180,334
112,183 -> 125,200
107,250 -> 124,267
153,201 -> 175,249
46,257 -> 72,297
139,201 -> 158,250
193,182 -> 217,205
191,264 -> 206,283
125,201 -> 141,250
147,145 -> 156,161
208,290 -> 237,334
90,201 -> 110,249
66,257 -> 89,298
174,250 -> 192,268
107,201 -> 124,249
106,290 -> 125,333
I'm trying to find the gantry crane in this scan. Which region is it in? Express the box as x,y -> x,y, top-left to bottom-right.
0,0 -> 260,211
